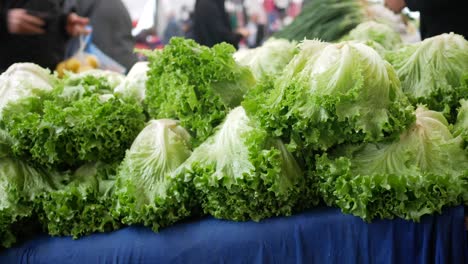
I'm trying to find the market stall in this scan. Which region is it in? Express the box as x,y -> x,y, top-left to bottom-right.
0,0 -> 467,263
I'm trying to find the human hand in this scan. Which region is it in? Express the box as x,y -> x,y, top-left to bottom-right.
236,28 -> 250,38
385,0 -> 406,13
66,13 -> 89,37
7,9 -> 45,35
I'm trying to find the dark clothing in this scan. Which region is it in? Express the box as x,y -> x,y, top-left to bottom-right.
67,0 -> 137,70
405,0 -> 468,39
0,0 -> 71,72
193,0 -> 242,48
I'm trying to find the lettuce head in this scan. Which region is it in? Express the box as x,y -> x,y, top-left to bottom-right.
244,40 -> 414,154
114,119 -> 198,232
388,33 -> 468,122
317,106 -> 468,221
179,107 -> 313,222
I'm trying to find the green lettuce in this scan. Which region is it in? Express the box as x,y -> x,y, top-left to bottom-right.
243,40 -> 414,153
344,21 -> 402,50
317,106 -> 468,221
454,99 -> 468,152
388,33 -> 468,122
114,62 -> 149,103
114,119 -> 197,232
39,162 -> 120,238
145,38 -> 255,146
234,38 -> 297,81
2,75 -> 146,170
179,106 -> 312,221
0,157 -> 55,248
0,63 -> 56,117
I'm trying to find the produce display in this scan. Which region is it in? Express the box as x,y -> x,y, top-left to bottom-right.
0,27 -> 467,250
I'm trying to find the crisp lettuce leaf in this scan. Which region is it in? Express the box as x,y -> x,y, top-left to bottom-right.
145,38 -> 255,146
244,40 -> 414,154
317,106 -> 468,221
39,162 -> 120,238
114,62 -> 149,103
0,158 -> 55,248
234,38 -> 297,81
113,119 -> 197,232
344,21 -> 402,51
454,99 -> 468,152
387,33 -> 468,122
0,63 -> 56,117
179,107 -> 313,221
2,75 -> 146,170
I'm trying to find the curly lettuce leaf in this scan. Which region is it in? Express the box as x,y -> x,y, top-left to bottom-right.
387,33 -> 468,123
244,40 -> 414,154
234,38 -> 297,81
0,63 -> 56,117
0,158 -> 54,248
2,75 -> 146,170
317,106 -> 468,222
178,107 -> 313,221
454,99 -> 468,152
145,38 -> 255,147
39,162 -> 120,238
114,119 -> 197,232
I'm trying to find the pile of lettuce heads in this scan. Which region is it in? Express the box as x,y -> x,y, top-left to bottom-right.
0,32 -> 467,248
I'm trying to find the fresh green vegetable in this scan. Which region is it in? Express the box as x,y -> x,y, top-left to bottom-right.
234,38 -> 297,81
2,75 -> 146,170
114,62 -> 149,103
0,63 -> 56,116
317,106 -> 468,221
180,106 -> 311,221
454,99 -> 468,152
387,33 -> 468,123
145,38 -> 255,146
114,119 -> 197,231
39,162 -> 120,238
0,157 -> 55,248
344,21 -> 402,51
275,0 -> 364,42
243,40 -> 414,154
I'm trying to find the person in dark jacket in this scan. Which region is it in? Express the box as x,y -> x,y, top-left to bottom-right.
385,0 -> 468,39
66,0 -> 138,70
0,0 -> 88,72
192,0 -> 249,48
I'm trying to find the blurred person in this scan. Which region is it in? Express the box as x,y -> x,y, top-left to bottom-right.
0,0 -> 88,72
192,0 -> 249,49
67,0 -> 138,70
162,12 -> 184,45
385,0 -> 468,39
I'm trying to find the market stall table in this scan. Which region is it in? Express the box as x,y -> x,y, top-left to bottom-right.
1,206 -> 466,264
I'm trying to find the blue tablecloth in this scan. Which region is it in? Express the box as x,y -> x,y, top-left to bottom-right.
1,206 -> 466,264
